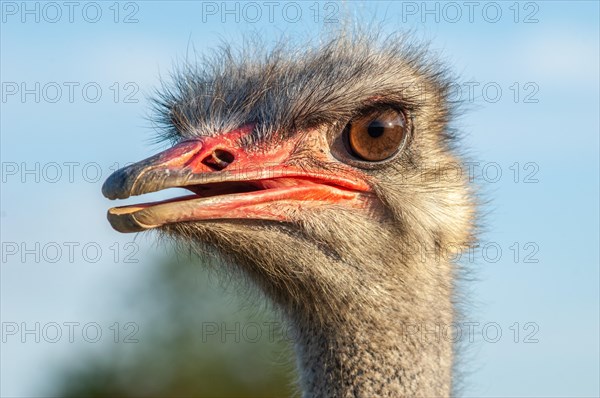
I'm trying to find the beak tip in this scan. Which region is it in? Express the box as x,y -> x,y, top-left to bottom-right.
102,169 -> 133,200
107,209 -> 148,233
101,181 -> 113,199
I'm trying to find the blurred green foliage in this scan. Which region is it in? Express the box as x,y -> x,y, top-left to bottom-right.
54,251 -> 296,397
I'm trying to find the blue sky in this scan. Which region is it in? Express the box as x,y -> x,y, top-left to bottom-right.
1,1 -> 599,396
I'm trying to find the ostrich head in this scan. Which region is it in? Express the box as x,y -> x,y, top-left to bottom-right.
103,31 -> 475,397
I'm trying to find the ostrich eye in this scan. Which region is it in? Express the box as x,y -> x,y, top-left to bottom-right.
347,110 -> 406,161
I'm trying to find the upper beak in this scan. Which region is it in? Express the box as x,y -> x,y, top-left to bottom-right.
102,127 -> 371,233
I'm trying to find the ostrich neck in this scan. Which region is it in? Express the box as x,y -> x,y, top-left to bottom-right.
289,260 -> 454,397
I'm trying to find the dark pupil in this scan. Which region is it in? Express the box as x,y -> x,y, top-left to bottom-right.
367,121 -> 385,138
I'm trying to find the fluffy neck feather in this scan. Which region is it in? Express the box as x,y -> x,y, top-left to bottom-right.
287,255 -> 455,397
173,198 -> 467,397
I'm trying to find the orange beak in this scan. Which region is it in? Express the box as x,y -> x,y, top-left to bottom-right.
102,126 -> 372,233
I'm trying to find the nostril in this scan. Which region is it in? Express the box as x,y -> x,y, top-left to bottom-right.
202,149 -> 235,171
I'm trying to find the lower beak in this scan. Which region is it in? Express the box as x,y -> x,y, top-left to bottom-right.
102,129 -> 370,233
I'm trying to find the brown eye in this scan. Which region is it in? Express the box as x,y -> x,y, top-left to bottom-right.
347,110 -> 406,161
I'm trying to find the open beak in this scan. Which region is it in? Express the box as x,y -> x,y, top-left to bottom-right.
102,127 -> 371,233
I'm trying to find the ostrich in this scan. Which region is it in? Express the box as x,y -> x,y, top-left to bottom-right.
102,31 -> 475,397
